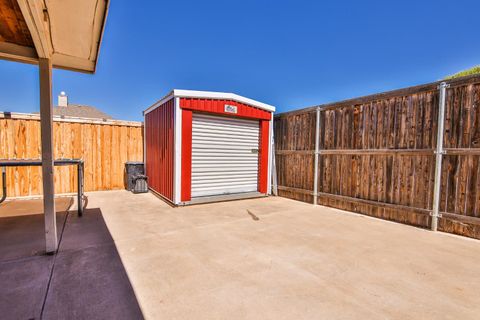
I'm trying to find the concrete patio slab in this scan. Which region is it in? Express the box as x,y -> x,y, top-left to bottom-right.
0,197 -> 73,217
0,200 -> 143,320
2,191 -> 480,319
0,255 -> 53,320
0,212 -> 67,261
42,243 -> 143,320
0,197 -> 72,260
86,190 -> 480,320
59,208 -> 115,252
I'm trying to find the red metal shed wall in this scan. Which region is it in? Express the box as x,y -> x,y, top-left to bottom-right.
180,98 -> 271,120
145,98 -> 175,201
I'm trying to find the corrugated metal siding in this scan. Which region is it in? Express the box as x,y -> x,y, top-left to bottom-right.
191,113 -> 260,198
180,98 -> 271,120
181,109 -> 192,201
145,98 -> 175,201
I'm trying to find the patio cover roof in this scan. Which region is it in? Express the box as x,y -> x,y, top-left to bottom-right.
0,0 -> 109,253
0,0 -> 109,73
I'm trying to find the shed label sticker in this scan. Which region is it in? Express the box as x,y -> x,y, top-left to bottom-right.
224,104 -> 238,114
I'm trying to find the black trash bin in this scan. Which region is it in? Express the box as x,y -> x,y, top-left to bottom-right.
125,162 -> 148,193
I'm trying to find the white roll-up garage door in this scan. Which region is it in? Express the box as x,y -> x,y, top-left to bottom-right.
191,113 -> 260,198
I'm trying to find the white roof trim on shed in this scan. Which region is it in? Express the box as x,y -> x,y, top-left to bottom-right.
144,89 -> 275,115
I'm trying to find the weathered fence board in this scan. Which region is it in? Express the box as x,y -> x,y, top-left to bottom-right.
274,111 -> 316,203
274,74 -> 480,240
0,113 -> 143,197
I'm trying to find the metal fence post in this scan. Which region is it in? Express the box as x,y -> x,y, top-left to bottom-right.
313,107 -> 320,205
271,124 -> 278,196
77,161 -> 84,217
431,82 -> 449,231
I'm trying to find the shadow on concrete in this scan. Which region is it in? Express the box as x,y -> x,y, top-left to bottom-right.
0,202 -> 144,320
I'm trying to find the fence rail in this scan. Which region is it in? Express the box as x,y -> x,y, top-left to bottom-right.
0,113 -> 143,198
274,74 -> 480,240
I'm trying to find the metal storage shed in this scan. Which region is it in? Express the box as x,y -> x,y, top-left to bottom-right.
144,90 -> 275,205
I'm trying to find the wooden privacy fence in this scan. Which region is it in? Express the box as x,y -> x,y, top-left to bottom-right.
274,74 -> 480,240
0,113 -> 143,198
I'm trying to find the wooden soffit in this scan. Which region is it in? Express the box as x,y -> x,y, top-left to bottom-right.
0,0 -> 109,73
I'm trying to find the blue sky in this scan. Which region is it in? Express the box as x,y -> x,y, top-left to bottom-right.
0,0 -> 479,121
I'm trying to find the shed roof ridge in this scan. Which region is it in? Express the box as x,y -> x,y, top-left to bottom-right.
172,89 -> 275,111
144,89 -> 275,115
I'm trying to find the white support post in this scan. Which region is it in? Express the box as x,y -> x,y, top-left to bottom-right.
313,107 -> 320,205
431,82 -> 449,231
174,97 -> 182,204
39,58 -> 57,253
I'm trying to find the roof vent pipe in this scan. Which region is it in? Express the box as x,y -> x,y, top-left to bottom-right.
58,91 -> 68,107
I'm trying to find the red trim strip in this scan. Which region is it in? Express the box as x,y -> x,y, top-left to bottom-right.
258,120 -> 270,193
181,109 -> 192,201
